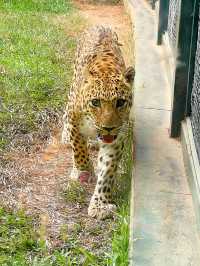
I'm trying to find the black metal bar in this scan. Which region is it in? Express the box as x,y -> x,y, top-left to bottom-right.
170,0 -> 197,137
157,0 -> 170,45
185,0 -> 200,116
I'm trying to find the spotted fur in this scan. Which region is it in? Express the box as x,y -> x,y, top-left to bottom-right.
62,26 -> 135,219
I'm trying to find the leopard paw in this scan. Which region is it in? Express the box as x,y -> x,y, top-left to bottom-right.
88,202 -> 117,220
70,168 -> 95,183
79,171 -> 95,183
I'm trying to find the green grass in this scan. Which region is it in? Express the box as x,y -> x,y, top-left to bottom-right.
0,207 -> 90,265
0,0 -> 73,13
0,208 -> 37,265
111,126 -> 133,266
111,206 -> 130,265
0,207 -> 113,265
0,207 -> 67,265
0,206 -> 130,265
63,180 -> 87,204
0,0 -> 82,151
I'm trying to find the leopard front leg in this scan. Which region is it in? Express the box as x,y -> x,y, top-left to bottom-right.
66,120 -> 95,183
88,138 -> 124,219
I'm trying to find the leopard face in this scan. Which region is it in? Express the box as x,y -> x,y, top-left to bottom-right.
80,67 -> 135,143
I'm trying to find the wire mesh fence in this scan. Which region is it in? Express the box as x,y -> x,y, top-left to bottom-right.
191,12 -> 200,160
157,0 -> 200,158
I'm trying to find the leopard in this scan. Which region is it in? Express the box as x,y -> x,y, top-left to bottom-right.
62,25 -> 135,220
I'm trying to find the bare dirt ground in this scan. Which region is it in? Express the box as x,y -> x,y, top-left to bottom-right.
0,1 -> 134,253
77,1 -> 134,65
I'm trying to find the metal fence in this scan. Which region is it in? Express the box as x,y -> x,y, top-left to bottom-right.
157,0 -> 200,161
191,14 -> 200,160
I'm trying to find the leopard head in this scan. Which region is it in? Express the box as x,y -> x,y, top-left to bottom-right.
81,66 -> 135,143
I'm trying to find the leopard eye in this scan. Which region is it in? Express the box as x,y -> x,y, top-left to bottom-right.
116,99 -> 126,108
91,99 -> 101,107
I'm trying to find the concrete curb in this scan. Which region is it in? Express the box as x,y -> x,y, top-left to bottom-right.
123,1 -> 135,264
181,119 -> 200,231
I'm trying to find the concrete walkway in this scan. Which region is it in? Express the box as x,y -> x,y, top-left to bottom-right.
125,0 -> 200,265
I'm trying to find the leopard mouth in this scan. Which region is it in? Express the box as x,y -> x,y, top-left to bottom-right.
98,134 -> 117,143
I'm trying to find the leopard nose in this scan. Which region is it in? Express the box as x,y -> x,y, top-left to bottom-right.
102,127 -> 116,132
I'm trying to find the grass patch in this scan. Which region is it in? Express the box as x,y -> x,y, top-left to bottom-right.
111,206 -> 130,265
0,0 -> 73,13
0,206 -> 130,265
111,126 -> 133,265
0,207 -> 68,265
0,1 -> 84,152
63,180 -> 87,205
0,207 -> 96,265
0,208 -> 37,265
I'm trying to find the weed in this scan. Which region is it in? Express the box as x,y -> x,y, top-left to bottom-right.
111,206 -> 130,265
63,180 -> 87,205
0,207 -> 36,265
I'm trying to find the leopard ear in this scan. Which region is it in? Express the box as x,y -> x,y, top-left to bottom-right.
124,66 -> 135,84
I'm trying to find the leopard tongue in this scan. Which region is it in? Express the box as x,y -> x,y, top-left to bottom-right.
101,135 -> 115,143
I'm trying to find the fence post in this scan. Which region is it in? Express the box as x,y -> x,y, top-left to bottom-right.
170,0 -> 197,137
157,0 -> 169,45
